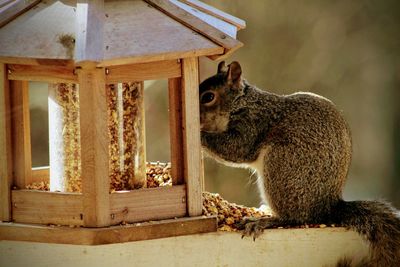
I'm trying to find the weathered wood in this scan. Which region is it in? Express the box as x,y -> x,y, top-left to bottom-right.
0,1 -> 77,60
7,64 -> 77,83
0,0 -> 41,28
77,63 -> 110,227
0,0 -> 226,65
0,1 -> 15,9
170,0 -> 238,39
110,185 -> 186,224
0,57 -> 74,67
102,0 -> 223,67
11,190 -> 84,225
144,0 -> 243,55
105,60 -> 181,84
31,166 -> 49,183
0,216 -> 217,245
75,0 -> 104,64
168,77 -> 184,185
181,57 -> 202,216
0,63 -> 12,221
10,80 -> 32,189
179,0 -> 246,30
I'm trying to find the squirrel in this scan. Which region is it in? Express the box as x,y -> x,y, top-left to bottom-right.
199,61 -> 400,266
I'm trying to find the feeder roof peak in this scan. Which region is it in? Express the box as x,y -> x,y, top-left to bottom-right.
0,0 -> 245,66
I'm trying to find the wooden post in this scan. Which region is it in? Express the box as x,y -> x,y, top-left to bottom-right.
168,77 -> 184,185
75,0 -> 109,227
10,80 -> 32,189
77,64 -> 110,227
181,57 -> 202,216
0,63 -> 13,221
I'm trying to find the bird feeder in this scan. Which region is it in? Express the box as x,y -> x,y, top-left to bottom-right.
0,0 -> 245,244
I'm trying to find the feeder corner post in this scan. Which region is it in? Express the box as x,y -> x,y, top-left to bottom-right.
77,63 -> 110,227
76,0 -> 110,227
0,63 -> 13,222
181,57 -> 203,217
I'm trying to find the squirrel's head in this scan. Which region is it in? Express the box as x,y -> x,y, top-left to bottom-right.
199,61 -> 245,133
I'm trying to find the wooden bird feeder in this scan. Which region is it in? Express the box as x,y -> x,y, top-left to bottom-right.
0,0 -> 245,244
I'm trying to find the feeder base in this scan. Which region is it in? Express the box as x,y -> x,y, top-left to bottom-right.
0,216 -> 217,245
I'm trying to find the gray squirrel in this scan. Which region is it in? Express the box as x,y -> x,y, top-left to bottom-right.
199,61 -> 400,266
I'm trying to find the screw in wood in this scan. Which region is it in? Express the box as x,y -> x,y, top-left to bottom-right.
220,34 -> 226,39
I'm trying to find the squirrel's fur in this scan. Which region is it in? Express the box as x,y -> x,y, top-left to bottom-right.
199,61 -> 400,266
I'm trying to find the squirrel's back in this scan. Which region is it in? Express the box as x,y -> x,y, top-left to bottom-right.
262,91 -> 352,223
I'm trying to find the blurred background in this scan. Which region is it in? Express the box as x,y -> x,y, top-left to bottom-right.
30,0 -> 400,208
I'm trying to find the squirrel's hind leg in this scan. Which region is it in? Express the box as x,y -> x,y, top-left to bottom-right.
236,216 -> 284,241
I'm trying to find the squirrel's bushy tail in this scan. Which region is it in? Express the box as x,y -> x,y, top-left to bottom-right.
332,200 -> 400,266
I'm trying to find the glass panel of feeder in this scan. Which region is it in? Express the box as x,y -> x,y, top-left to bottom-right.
144,80 -> 172,188
48,83 -> 81,192
29,82 -> 49,168
107,82 -> 146,191
44,82 -> 146,193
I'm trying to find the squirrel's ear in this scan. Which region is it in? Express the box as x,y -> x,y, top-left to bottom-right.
227,61 -> 242,85
217,61 -> 228,74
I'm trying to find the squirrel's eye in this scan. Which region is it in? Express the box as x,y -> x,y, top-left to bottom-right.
200,91 -> 216,105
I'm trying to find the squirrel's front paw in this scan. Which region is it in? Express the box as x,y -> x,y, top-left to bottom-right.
236,216 -> 280,241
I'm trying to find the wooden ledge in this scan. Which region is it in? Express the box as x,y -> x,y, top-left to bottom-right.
0,216 -> 217,245
0,227 -> 369,266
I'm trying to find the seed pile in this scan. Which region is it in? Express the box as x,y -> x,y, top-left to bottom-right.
202,192 -> 271,231
146,162 -> 172,188
25,181 -> 50,191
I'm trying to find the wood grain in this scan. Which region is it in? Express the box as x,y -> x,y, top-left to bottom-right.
0,0 -> 225,65
0,0 -> 41,28
0,216 -> 217,245
168,77 -> 184,185
11,190 -> 84,225
144,0 -> 243,54
181,57 -> 202,216
10,80 -> 32,189
106,60 -> 181,83
75,0 -> 104,63
102,0 -> 223,66
0,57 -> 74,67
0,1 -> 77,60
179,0 -> 246,30
170,0 -> 238,39
0,63 -> 12,221
110,185 -> 186,224
7,64 -> 77,83
77,64 -> 110,227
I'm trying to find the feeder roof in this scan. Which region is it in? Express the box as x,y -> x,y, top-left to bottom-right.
0,0 -> 245,66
